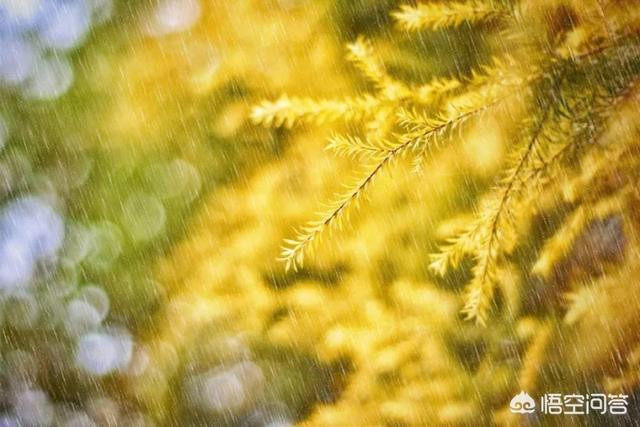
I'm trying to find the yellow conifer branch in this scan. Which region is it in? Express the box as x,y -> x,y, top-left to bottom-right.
365,107 -> 396,141
459,107 -> 551,324
429,230 -> 477,276
403,77 -> 521,173
518,321 -> 553,393
279,150 -> 398,272
325,134 -> 391,159
413,76 -> 462,104
346,36 -> 390,88
282,87 -> 519,272
392,1 -> 505,32
346,36 -> 411,100
397,91 -> 505,148
250,95 -> 380,128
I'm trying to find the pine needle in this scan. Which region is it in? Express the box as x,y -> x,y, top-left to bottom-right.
279,150 -> 398,271
457,105 -> 552,324
392,2 -> 505,32
250,95 -> 380,128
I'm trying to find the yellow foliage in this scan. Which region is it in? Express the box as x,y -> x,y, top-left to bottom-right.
392,1 -> 505,31
125,0 -> 640,424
